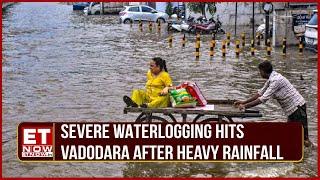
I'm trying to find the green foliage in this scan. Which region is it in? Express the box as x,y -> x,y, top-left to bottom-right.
188,3 -> 217,18
207,3 -> 217,17
187,3 -> 206,16
166,2 -> 173,16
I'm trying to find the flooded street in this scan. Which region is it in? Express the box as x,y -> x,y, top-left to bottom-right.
2,2 -> 318,177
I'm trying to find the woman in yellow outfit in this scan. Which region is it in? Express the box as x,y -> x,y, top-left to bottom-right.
123,57 -> 173,108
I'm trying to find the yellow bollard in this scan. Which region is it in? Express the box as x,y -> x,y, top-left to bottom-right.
209,39 -> 215,57
182,33 -> 186,48
168,34 -> 173,48
196,33 -> 201,48
195,34 -> 200,58
299,37 -> 303,55
195,44 -> 200,58
267,39 -> 272,56
282,38 -> 287,56
222,40 -> 226,57
139,19 -> 143,32
148,21 -> 152,32
226,32 -> 231,46
235,40 -> 240,57
251,39 -> 255,56
157,21 -> 161,32
212,40 -> 216,49
256,32 -> 261,46
241,32 -> 245,47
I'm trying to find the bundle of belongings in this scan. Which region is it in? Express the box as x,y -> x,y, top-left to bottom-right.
169,81 -> 207,108
169,88 -> 197,108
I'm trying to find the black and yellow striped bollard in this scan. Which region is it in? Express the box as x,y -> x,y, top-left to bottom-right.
267,39 -> 272,56
182,33 -> 186,48
209,39 -> 216,57
222,40 -> 226,57
168,34 -> 173,48
251,39 -> 255,56
196,33 -> 201,48
282,38 -> 286,56
299,37 -> 303,55
195,44 -> 200,58
241,32 -> 245,47
235,40 -> 240,57
226,32 -> 231,46
256,32 -> 261,46
195,33 -> 201,58
157,21 -> 161,33
139,19 -> 143,32
148,21 -> 152,32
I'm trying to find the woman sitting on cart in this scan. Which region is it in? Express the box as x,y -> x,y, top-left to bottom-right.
123,57 -> 174,108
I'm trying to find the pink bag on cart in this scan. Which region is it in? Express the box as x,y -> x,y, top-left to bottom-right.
176,81 -> 207,106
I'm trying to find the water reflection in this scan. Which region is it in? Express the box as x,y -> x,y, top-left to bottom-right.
2,2 -> 318,177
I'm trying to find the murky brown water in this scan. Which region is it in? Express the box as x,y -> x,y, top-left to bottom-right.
2,2 -> 318,177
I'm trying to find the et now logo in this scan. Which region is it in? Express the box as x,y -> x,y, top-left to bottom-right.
19,123 -> 54,158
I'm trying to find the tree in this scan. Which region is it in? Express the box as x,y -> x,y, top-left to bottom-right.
166,2 -> 173,17
187,3 -> 217,19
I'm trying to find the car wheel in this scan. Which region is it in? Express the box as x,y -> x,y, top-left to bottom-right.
123,19 -> 132,24
94,11 -> 100,15
157,18 -> 165,23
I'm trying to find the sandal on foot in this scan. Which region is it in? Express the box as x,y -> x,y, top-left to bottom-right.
123,95 -> 138,107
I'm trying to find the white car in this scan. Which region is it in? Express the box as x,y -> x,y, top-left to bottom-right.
84,2 -> 122,15
119,5 -> 169,24
83,2 -> 98,15
305,10 -> 318,52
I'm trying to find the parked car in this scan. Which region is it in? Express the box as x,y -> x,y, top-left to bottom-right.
83,2 -> 98,15
73,2 -> 90,11
305,10 -> 318,52
84,2 -> 123,15
119,5 -> 169,24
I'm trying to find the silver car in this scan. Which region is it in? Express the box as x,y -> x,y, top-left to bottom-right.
119,5 -> 169,24
305,10 -> 318,52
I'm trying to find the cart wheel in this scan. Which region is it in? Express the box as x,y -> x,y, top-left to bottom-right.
164,114 -> 177,123
200,118 -> 228,123
225,116 -> 234,123
200,118 -> 217,123
138,115 -> 169,123
135,112 -> 146,123
192,114 -> 204,123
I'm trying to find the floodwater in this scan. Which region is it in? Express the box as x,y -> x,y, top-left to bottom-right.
2,2 -> 318,177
